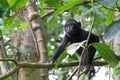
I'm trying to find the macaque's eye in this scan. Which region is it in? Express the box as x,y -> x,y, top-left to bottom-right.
65,23 -> 73,27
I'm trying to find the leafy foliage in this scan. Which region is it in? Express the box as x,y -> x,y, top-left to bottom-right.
7,0 -> 28,10
67,40 -> 86,55
0,0 -> 120,79
54,51 -> 68,68
44,0 -> 62,9
0,0 -> 9,8
53,0 -> 84,16
93,43 -> 118,67
104,20 -> 120,41
99,0 -> 117,8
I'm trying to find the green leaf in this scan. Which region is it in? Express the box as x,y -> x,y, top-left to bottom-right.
99,0 -> 117,8
114,67 -> 120,74
53,52 -> 67,70
3,17 -> 14,29
105,9 -> 114,25
39,0 -> 45,3
104,20 -> 120,41
45,0 -> 62,9
19,22 -> 29,28
47,16 -> 58,28
5,78 -> 10,80
0,0 -> 9,8
15,0 -> 28,9
7,54 -> 13,58
8,45 -> 15,49
93,43 -> 118,67
67,40 -> 86,55
53,0 -> 84,16
80,5 -> 101,18
7,0 -> 16,7
8,0 -> 28,10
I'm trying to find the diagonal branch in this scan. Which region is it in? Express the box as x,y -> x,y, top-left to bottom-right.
0,66 -> 20,80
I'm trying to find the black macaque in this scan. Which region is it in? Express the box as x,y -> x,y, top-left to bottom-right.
51,19 -> 99,70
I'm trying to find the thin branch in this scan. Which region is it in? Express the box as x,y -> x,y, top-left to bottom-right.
77,0 -> 96,79
78,69 -> 88,78
77,48 -> 86,79
67,66 -> 79,80
93,56 -> 102,60
0,58 -> 18,65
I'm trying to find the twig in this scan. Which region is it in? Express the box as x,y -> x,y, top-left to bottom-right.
77,0 -> 96,79
78,69 -> 88,78
77,48 -> 86,79
67,66 -> 79,80
93,56 -> 102,60
0,58 -> 18,65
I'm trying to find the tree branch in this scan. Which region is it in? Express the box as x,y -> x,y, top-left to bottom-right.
0,59 -> 107,80
0,58 -> 108,68
0,58 -> 18,65
0,66 -> 20,80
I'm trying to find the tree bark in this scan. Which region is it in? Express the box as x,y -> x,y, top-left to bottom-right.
26,1 -> 48,80
10,1 -> 48,80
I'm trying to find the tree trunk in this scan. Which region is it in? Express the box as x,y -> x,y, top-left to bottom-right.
10,1 -> 48,80
26,1 -> 48,80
